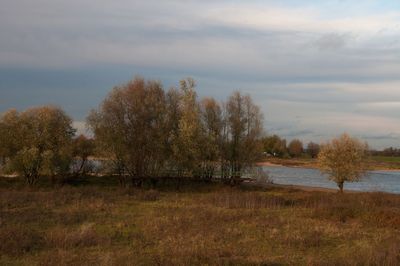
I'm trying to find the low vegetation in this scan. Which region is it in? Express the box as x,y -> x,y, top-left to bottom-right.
0,177 -> 399,265
1,76 -> 398,264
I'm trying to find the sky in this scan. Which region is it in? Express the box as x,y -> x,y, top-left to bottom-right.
1,0 -> 400,149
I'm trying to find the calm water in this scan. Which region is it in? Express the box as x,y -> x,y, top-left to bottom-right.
263,166 -> 400,194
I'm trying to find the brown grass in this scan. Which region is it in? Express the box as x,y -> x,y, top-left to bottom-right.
0,176 -> 399,265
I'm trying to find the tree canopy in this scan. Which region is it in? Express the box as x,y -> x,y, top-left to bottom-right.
0,106 -> 75,185
87,77 -> 264,186
318,133 -> 369,193
288,139 -> 303,158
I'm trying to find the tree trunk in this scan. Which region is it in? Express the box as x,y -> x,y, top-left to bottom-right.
338,181 -> 344,193
132,177 -> 143,188
150,177 -> 158,188
26,173 -> 38,186
74,158 -> 86,177
118,175 -> 127,187
50,174 -> 57,186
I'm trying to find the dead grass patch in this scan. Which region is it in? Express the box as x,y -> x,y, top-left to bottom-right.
0,180 -> 400,265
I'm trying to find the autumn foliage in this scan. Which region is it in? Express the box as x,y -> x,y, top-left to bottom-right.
87,77 -> 264,186
0,106 -> 75,185
318,133 -> 369,192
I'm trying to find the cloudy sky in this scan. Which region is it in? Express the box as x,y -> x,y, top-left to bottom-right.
1,0 -> 400,149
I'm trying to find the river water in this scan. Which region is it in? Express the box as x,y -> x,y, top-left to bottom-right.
262,166 -> 400,194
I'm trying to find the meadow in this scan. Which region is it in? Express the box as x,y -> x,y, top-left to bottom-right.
1,176 -> 399,265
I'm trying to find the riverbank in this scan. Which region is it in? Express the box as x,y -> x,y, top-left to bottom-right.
269,183 -> 339,193
1,176 -> 399,265
258,158 -> 318,169
259,156 -> 400,171
258,161 -> 400,194
249,177 -> 356,193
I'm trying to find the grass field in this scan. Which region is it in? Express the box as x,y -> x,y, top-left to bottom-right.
366,156 -> 400,170
1,176 -> 400,265
371,156 -> 400,163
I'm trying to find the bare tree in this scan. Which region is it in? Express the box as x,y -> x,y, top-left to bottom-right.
318,133 -> 369,193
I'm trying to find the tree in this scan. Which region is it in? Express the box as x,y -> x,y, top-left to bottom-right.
71,135 -> 95,177
0,109 -> 20,169
318,133 -> 369,193
262,135 -> 288,157
288,139 -> 303,157
306,142 -> 320,158
0,106 -> 75,185
87,77 -> 168,186
200,97 -> 223,179
382,147 -> 400,157
171,78 -> 204,177
163,87 -> 183,176
225,92 -> 264,181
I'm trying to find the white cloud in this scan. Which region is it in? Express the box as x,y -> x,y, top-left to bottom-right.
205,4 -> 400,34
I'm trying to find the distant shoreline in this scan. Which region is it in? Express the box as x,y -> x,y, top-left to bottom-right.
258,157 -> 400,172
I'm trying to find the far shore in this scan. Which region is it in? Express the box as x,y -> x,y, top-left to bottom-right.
258,157 -> 400,172
257,160 -> 316,169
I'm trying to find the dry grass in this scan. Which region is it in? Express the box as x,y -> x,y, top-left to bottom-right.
0,176 -> 399,265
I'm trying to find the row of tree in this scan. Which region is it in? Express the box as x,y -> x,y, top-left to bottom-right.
0,77 -> 264,186
370,147 -> 400,157
87,77 -> 264,186
0,76 -> 373,193
262,135 -> 320,158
